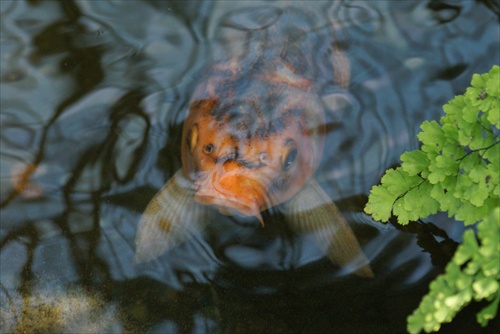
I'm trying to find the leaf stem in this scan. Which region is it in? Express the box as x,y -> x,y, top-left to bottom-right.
456,140 -> 499,162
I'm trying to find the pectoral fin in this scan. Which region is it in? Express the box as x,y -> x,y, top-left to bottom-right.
284,180 -> 374,277
135,169 -> 210,263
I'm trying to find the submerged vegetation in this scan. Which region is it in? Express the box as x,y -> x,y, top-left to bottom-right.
365,65 -> 499,333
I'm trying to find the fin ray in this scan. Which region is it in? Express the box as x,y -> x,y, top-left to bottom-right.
284,179 -> 374,277
135,170 -> 210,263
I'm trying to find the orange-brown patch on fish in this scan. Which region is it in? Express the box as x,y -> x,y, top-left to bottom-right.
194,161 -> 267,225
180,76 -> 325,222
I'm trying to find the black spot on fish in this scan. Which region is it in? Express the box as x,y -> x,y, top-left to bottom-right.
255,125 -> 269,140
269,117 -> 286,133
230,134 -> 239,143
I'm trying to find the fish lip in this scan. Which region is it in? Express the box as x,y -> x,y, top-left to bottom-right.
194,191 -> 264,226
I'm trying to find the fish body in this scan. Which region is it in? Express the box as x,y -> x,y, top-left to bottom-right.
136,7 -> 373,277
181,66 -> 325,224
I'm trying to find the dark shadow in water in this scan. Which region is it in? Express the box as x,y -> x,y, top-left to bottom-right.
2,0 -> 103,208
335,194 -> 459,270
1,1 -> 499,333
477,0 -> 500,17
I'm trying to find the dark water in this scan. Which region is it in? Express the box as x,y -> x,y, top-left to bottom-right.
1,1 -> 499,333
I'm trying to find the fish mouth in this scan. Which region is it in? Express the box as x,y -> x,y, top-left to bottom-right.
193,174 -> 267,226
194,191 -> 264,226
194,161 -> 271,226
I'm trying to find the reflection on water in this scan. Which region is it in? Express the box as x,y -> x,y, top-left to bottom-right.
1,1 -> 498,333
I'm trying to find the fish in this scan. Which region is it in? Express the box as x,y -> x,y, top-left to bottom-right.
135,7 -> 373,277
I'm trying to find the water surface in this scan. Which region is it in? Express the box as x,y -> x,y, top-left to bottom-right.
1,1 -> 499,333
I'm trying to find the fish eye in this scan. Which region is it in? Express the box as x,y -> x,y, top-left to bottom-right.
282,140 -> 298,171
203,144 -> 215,154
187,124 -> 198,152
259,152 -> 268,163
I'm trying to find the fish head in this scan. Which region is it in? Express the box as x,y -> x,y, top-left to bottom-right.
180,73 -> 325,223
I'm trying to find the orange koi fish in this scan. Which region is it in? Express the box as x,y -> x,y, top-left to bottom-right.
135,7 -> 373,277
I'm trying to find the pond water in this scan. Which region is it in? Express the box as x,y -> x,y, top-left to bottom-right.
1,1 -> 499,333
